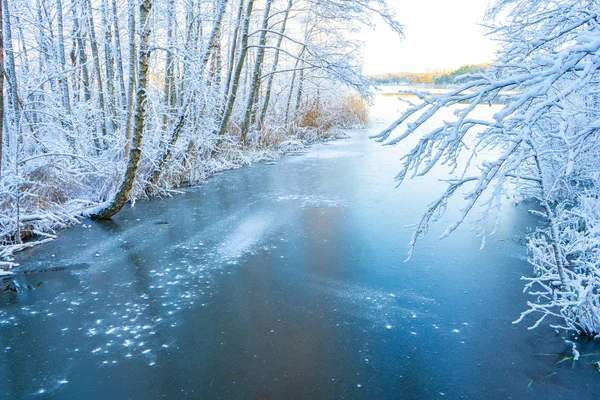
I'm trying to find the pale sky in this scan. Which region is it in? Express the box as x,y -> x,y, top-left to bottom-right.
363,0 -> 498,74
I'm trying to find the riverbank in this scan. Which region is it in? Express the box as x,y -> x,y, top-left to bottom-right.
0,125 -> 351,269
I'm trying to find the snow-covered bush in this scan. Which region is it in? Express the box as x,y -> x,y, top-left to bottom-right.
338,94 -> 369,128
295,93 -> 370,133
517,194 -> 600,336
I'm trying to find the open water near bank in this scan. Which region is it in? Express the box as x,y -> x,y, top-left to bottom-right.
1,95 -> 599,399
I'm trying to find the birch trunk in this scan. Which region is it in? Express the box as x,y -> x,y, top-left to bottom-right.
202,0 -> 228,69
0,0 -> 3,176
124,0 -> 136,157
162,0 -> 175,128
292,18 -> 311,119
92,0 -> 153,220
14,15 -> 40,137
111,0 -> 127,109
258,0 -> 292,128
284,51 -> 303,125
223,0 -> 244,100
216,0 -> 254,137
37,0 -> 58,93
85,0 -> 109,137
70,0 -> 91,102
294,64 -> 304,115
68,4 -> 79,99
101,0 -> 116,128
55,0 -> 72,117
239,0 -> 274,142
213,30 -> 223,89
2,0 -> 19,131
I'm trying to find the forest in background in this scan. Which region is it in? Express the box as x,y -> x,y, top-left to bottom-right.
0,0 -> 399,262
369,63 -> 489,86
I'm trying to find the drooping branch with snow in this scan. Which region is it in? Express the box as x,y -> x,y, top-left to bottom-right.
373,0 -> 600,336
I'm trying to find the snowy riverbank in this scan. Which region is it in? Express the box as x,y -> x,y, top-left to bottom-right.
0,127 -> 350,268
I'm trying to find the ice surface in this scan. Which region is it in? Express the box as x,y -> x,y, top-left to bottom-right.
1,95 -> 591,399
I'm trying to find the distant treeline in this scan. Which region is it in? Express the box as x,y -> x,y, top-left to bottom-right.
369,64 -> 490,86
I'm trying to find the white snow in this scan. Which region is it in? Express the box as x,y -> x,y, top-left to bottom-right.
219,214 -> 275,259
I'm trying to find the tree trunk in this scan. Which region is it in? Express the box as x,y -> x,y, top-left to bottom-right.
0,0 -> 3,177
292,18 -> 311,120
68,3 -> 80,100
70,0 -> 100,152
284,51 -> 303,125
148,114 -> 185,186
223,0 -> 244,98
239,0 -> 274,142
213,30 -> 223,89
37,0 -> 58,94
258,0 -> 292,128
111,0 -> 127,109
101,0 -> 116,128
216,0 -> 254,137
124,0 -> 136,157
92,0 -> 153,220
293,46 -> 307,117
85,0 -> 109,137
202,0 -> 228,69
71,0 -> 91,102
55,0 -> 72,117
2,0 -> 19,133
162,0 -> 175,129
15,14 -> 40,137
294,63 -> 304,115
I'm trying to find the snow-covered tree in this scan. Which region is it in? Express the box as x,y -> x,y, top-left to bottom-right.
0,0 -> 400,261
372,0 -> 600,336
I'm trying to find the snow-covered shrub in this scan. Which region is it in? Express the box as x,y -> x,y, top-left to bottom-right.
338,94 -> 369,129
295,93 -> 369,133
296,100 -> 338,133
518,195 -> 600,336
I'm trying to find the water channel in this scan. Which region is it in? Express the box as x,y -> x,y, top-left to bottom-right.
1,95 -> 598,399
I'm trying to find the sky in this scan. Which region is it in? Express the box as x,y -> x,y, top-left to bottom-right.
363,0 -> 498,74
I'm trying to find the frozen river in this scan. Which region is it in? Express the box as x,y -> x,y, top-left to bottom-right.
1,95 -> 598,398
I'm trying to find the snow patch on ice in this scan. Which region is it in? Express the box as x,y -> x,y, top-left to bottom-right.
275,194 -> 346,208
219,214 -> 275,259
